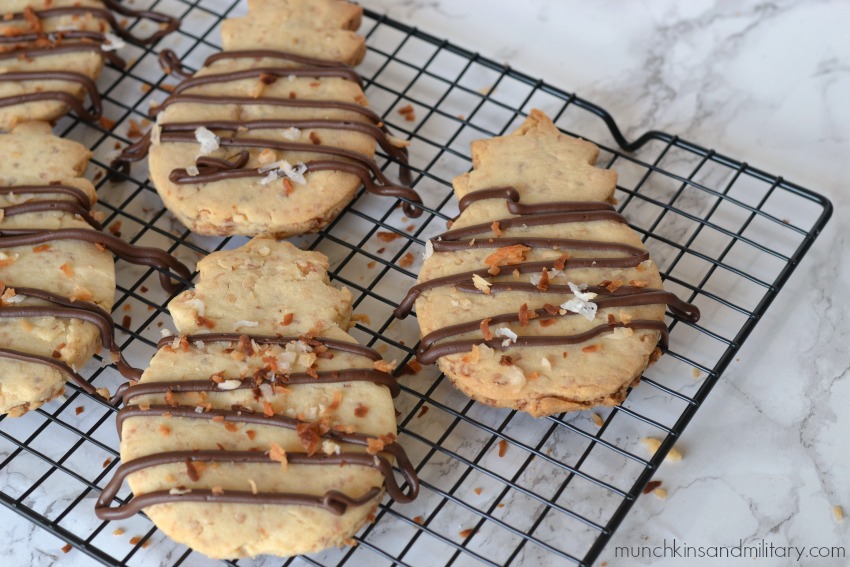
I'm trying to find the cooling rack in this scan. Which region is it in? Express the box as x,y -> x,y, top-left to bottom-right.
0,1 -> 833,566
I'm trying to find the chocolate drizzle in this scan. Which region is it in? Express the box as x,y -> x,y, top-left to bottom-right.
95,331 -> 420,519
0,3 -> 178,122
0,286 -> 141,381
395,186 -> 701,363
0,347 -> 98,397
111,48 -> 422,215
0,227 -> 192,293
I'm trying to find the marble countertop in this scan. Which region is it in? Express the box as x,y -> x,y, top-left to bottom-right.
2,1 -> 847,566
359,1 -> 848,565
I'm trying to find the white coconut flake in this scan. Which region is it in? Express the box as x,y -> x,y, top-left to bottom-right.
282,127 -> 301,140
259,383 -> 274,399
186,165 -> 200,177
193,340 -> 205,349
260,169 -> 280,185
495,327 -> 518,347
169,487 -> 192,495
259,160 -> 287,174
194,406 -> 205,413
281,161 -> 308,184
160,328 -> 173,337
322,440 -> 342,455
235,320 -> 259,329
560,282 -> 598,321
287,74 -> 296,82
423,239 -> 434,260
170,336 -> 181,350
186,298 -> 205,317
541,357 -> 552,371
194,126 -> 220,156
101,32 -> 126,52
4,293 -> 25,304
217,380 -> 242,391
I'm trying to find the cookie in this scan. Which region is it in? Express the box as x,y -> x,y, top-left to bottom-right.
114,0 -> 421,238
96,238 -> 419,559
0,0 -> 179,129
0,121 -> 192,417
395,110 -> 700,417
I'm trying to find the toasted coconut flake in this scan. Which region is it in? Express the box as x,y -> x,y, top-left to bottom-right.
373,359 -> 396,373
554,253 -> 570,271
484,244 -> 530,275
472,274 -> 492,294
269,443 -> 288,469
491,221 -> 502,237
495,327 -> 518,347
560,282 -> 598,321
462,345 -> 480,363
629,280 -> 649,288
618,310 -> 633,324
194,126 -> 219,156
480,318 -> 493,341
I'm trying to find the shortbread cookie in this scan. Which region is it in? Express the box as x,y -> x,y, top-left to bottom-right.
96,238 -> 419,559
0,122 -> 192,417
0,1 -> 179,129
114,0 -> 421,238
395,110 -> 700,417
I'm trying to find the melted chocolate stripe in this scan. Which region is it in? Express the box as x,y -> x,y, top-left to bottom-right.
172,67 -> 362,96
0,85 -> 101,122
0,347 -> 98,397
418,293 -> 688,354
431,237 -> 646,256
0,304 -> 140,380
0,37 -> 126,68
115,405 -> 419,500
457,186 -> 618,215
204,50 -> 352,70
418,320 -> 669,365
122,370 -> 400,402
0,229 -> 192,293
393,258 -> 650,319
160,119 -> 409,169
438,210 -> 627,241
0,185 -> 91,208
1,200 -> 102,230
452,283 -> 700,322
96,487 -> 381,520
155,333 -> 382,360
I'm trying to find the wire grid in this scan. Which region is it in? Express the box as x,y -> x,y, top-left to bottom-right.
0,1 -> 833,566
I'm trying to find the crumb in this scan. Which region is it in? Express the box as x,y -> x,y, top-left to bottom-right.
112,528 -> 124,536
643,480 -> 662,494
417,406 -> 429,418
122,315 -> 132,328
367,260 -> 376,269
692,368 -> 701,379
61,544 -> 72,553
401,359 -> 422,375
591,413 -> 604,427
129,536 -> 141,545
102,457 -> 112,468
413,515 -> 424,525
108,221 -> 122,237
376,231 -> 401,242
405,224 -> 415,232
351,313 -> 371,326
459,528 -> 474,538
666,447 -> 683,462
834,505 -> 844,523
75,406 -> 84,415
498,439 -> 508,457
99,117 -> 116,130
398,252 -> 414,268
653,488 -> 667,499
473,487 -> 483,495
127,119 -> 145,139
140,286 -> 148,293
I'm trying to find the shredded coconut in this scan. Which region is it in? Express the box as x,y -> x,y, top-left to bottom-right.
186,165 -> 200,177
235,320 -> 259,329
287,74 -> 296,82
560,282 -> 598,321
3,293 -> 25,304
282,127 -> 301,140
423,239 -> 434,260
495,327 -> 518,347
160,328 -> 173,338
260,169 -> 280,186
194,406 -> 205,414
259,383 -> 274,399
193,340 -> 205,349
194,126 -> 220,156
322,440 -> 342,455
168,487 -> 192,495
101,32 -> 126,52
217,380 -> 242,390
540,357 -> 552,371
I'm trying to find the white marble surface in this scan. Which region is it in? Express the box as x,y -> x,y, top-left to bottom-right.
356,1 -> 849,566
1,1 -> 848,566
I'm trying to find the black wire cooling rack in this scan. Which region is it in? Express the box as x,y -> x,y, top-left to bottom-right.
0,1 -> 833,566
